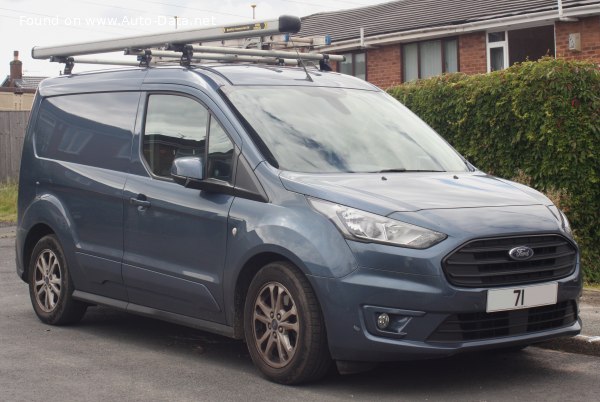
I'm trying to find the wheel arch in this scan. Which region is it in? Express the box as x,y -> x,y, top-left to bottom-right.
18,195 -> 78,283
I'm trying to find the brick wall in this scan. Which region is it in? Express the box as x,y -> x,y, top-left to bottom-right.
459,32 -> 487,74
333,17 -> 599,89
555,16 -> 600,63
366,45 -> 401,89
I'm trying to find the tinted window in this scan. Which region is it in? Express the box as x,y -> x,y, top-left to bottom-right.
143,94 -> 208,177
35,92 -> 138,172
508,26 -> 555,66
207,117 -> 234,183
224,86 -> 469,173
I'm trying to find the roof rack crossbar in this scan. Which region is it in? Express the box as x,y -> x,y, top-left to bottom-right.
188,45 -> 344,62
54,56 -> 149,67
126,49 -> 300,65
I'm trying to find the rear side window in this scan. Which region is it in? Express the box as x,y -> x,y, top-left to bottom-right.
143,94 -> 208,177
34,92 -> 138,172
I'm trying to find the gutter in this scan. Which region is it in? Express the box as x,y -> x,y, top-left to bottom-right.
316,4 -> 600,52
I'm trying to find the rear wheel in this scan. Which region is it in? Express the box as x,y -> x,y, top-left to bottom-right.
244,261 -> 331,384
28,235 -> 87,325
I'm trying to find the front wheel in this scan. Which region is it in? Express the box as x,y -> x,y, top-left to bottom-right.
244,261 -> 331,384
28,235 -> 87,325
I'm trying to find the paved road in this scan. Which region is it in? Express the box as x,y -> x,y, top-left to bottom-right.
581,290 -> 600,336
2,234 -> 600,402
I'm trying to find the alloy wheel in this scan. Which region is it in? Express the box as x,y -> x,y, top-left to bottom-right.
252,282 -> 299,368
33,249 -> 62,313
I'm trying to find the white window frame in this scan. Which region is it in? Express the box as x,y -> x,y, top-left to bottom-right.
486,30 -> 509,72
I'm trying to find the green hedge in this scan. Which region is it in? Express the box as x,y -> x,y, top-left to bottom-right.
388,58 -> 600,283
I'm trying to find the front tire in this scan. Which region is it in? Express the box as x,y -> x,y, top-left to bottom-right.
28,235 -> 87,325
244,261 -> 331,384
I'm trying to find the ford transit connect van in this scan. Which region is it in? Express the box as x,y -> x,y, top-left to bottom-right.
16,64 -> 581,384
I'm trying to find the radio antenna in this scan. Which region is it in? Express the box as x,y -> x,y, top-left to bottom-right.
289,37 -> 313,82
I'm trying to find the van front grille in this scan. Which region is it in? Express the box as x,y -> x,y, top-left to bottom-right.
428,301 -> 577,342
442,235 -> 576,287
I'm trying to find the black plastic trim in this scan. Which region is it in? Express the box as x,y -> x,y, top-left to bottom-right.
278,15 -> 301,34
442,234 -> 577,288
234,154 -> 269,203
72,290 -> 236,338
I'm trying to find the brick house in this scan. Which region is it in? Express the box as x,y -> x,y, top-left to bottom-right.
299,0 -> 600,88
1,51 -> 46,111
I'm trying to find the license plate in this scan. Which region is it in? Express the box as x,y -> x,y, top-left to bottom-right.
486,282 -> 558,313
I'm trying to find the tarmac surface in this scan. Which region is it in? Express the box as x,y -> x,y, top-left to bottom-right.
538,288 -> 600,356
1,225 -> 599,401
1,224 -> 598,356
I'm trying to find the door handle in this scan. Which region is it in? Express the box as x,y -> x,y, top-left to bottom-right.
129,196 -> 151,208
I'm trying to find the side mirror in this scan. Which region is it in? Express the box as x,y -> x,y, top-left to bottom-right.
171,156 -> 234,194
171,156 -> 205,188
170,154 -> 268,202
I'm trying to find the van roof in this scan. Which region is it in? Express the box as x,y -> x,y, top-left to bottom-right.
37,64 -> 377,97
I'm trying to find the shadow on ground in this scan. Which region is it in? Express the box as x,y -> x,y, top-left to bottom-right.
69,306 -> 591,399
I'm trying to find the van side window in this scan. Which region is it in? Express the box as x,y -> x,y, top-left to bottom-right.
34,92 -> 138,172
207,117 -> 235,183
143,94 -> 208,177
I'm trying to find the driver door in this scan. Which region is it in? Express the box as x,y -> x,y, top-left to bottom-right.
122,91 -> 236,322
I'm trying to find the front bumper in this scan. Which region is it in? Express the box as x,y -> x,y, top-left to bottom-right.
309,263 -> 582,362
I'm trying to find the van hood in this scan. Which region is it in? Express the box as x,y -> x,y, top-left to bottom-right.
279,171 -> 552,216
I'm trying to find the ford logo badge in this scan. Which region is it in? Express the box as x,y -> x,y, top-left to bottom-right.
508,246 -> 534,261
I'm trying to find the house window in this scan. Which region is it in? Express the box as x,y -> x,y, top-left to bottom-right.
487,31 -> 508,72
338,52 -> 366,80
402,38 -> 458,82
487,26 -> 555,72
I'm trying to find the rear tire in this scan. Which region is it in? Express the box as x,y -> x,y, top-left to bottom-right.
28,235 -> 87,325
244,261 -> 331,384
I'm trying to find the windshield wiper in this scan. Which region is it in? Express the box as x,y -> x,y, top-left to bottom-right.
374,169 -> 446,173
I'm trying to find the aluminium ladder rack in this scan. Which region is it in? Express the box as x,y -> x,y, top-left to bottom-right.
31,15 -> 344,73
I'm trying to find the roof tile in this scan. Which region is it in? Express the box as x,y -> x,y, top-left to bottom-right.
300,0 -> 600,42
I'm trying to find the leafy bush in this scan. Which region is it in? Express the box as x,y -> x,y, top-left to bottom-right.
388,58 -> 600,283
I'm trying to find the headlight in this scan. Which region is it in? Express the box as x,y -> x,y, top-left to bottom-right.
308,198 -> 447,249
547,205 -> 572,235
559,210 -> 572,235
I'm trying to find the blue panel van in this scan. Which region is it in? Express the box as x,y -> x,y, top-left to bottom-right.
16,64 -> 581,384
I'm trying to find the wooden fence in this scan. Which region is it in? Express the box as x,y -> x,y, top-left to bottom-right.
0,111 -> 29,183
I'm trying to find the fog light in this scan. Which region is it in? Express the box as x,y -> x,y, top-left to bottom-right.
376,313 -> 390,330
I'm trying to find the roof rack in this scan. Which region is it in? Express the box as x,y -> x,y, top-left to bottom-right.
31,15 -> 344,74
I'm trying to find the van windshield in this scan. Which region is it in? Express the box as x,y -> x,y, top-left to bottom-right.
223,86 -> 469,173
